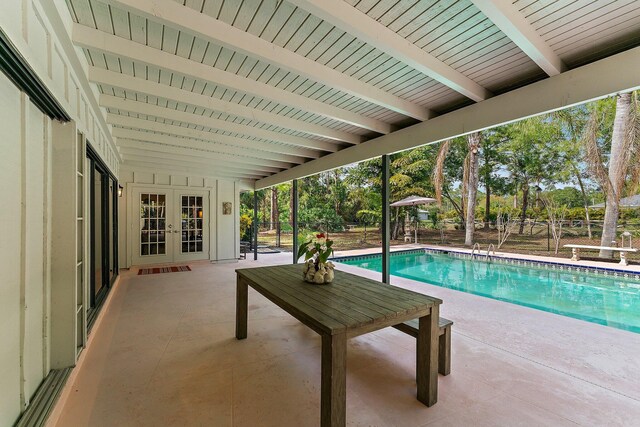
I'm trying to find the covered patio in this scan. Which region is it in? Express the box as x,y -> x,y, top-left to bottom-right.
3,0 -> 640,426
50,252 -> 640,426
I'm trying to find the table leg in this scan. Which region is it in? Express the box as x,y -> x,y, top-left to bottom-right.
417,304 -> 439,406
236,275 -> 248,340
321,333 -> 346,427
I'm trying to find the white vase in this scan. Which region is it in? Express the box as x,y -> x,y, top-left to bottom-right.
302,260 -> 335,284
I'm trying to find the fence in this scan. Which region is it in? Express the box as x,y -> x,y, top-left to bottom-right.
244,219 -> 640,263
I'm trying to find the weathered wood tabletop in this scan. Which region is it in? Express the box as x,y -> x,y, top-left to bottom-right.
235,264 -> 442,427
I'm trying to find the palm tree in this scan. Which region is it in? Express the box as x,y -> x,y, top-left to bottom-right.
433,133 -> 483,246
465,132 -> 481,246
554,108 -> 594,238
584,92 -> 640,257
433,138 -> 467,228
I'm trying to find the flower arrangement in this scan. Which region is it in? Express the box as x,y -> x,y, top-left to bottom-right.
297,233 -> 335,284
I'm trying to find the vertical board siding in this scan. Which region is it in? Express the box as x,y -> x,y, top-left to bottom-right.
0,71 -> 23,427
24,101 -> 47,405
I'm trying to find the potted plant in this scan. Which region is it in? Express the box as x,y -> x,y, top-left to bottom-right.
297,233 -> 335,284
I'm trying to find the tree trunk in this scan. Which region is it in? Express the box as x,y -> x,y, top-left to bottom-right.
465,132 -> 481,246
518,182 -> 529,234
573,167 -> 592,239
600,92 -> 632,257
289,186 -> 294,227
484,170 -> 491,229
270,187 -> 278,230
262,192 -> 268,228
391,208 -> 401,240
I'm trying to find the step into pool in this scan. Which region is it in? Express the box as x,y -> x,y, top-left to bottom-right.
337,251 -> 640,333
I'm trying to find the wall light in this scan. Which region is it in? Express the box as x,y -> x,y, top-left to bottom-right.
118,185 -> 123,197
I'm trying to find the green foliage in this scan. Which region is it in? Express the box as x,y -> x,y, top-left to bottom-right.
238,94 -> 635,237
297,234 -> 334,264
545,187 -> 584,208
239,214 -> 252,241
299,206 -> 344,232
356,209 -> 381,225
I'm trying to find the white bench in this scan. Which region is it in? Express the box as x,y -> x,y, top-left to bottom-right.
563,244 -> 637,266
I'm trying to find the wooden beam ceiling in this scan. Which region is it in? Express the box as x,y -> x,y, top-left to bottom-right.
100,0 -> 431,120
73,24 -> 391,134
100,95 -> 334,153
288,0 -> 492,102
256,46 -> 640,188
469,0 -> 567,76
91,67 -> 352,146
107,114 -> 321,159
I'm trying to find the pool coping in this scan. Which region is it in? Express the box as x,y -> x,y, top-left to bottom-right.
331,246 -> 640,281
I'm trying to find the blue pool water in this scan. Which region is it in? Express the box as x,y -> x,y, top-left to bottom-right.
339,251 -> 640,333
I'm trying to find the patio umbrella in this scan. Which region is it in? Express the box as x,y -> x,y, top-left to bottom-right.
390,196 -> 437,207
390,196 -> 437,243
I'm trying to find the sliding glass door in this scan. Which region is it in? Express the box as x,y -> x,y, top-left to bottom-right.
87,144 -> 118,325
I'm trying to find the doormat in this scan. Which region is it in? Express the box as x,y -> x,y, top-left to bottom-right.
137,266 -> 191,275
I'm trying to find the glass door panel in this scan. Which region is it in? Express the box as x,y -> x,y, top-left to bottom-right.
93,166 -> 103,299
140,193 -> 167,256
133,188 -> 173,265
132,188 -> 208,265
181,195 -> 204,254
174,191 -> 209,262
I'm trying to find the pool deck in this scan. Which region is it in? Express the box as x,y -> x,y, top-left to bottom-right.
334,244 -> 640,275
50,251 -> 640,427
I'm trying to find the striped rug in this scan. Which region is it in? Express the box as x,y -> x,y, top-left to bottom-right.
137,265 -> 191,275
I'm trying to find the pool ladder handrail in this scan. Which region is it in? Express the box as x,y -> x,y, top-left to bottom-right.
471,243 -> 481,258
487,243 -> 496,258
486,244 -> 496,259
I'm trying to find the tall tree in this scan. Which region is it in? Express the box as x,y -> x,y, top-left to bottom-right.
434,138 -> 469,227
553,107 -> 595,238
499,116 -> 564,234
465,132 -> 481,246
270,187 -> 278,230
585,92 -> 640,257
478,129 -> 509,229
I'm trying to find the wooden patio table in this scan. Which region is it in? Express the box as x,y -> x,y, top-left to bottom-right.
235,264 -> 442,427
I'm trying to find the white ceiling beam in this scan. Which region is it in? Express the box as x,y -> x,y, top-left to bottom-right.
469,0 -> 566,76
100,0 -> 430,121
256,45 -> 640,189
36,1 -> 123,163
117,139 -> 281,174
73,25 -> 390,134
121,159 -> 264,181
289,0 -> 492,103
112,128 -> 302,166
107,114 -> 320,159
122,156 -> 263,179
119,149 -> 267,179
100,94 -> 337,153
90,68 -> 353,146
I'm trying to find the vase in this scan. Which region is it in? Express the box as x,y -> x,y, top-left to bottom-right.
302,260 -> 335,284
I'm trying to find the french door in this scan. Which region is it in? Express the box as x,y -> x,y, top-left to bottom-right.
132,187 -> 209,265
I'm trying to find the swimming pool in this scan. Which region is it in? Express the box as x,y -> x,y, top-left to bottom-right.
338,250 -> 640,333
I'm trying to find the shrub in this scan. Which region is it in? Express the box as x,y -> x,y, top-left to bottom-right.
240,214 -> 252,241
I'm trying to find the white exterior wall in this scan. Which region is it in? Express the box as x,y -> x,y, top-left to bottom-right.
0,0 -> 120,424
118,168 -> 242,267
0,72 -> 53,426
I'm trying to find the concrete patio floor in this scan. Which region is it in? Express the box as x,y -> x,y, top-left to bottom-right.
50,252 -> 640,427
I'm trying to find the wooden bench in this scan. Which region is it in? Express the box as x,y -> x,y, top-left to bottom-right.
392,317 -> 452,376
563,244 -> 637,266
